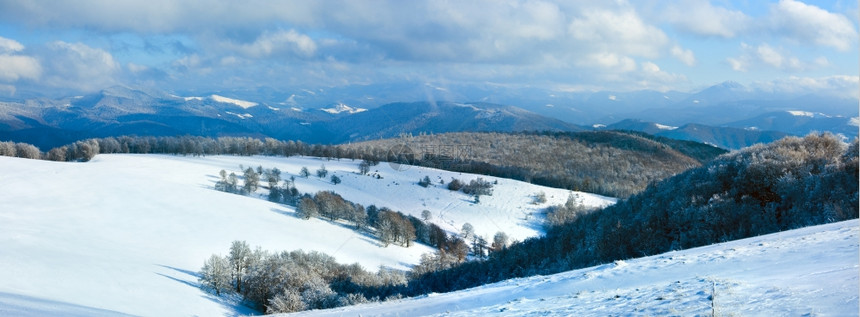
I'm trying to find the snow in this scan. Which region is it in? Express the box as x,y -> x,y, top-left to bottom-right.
655,123 -> 677,130
788,110 -> 815,117
0,154 -> 611,316
320,103 -> 366,114
286,219 -> 860,317
225,111 -> 253,119
211,94 -> 258,109
849,117 -> 859,127
182,95 -> 259,109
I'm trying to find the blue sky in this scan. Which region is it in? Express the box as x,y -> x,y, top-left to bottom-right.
0,0 -> 856,98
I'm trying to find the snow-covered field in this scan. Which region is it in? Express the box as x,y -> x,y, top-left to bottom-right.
287,219 -> 860,317
0,154 -> 612,316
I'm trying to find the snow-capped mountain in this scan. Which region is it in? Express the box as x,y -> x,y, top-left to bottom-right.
320,103 -> 367,114
726,110 -> 858,140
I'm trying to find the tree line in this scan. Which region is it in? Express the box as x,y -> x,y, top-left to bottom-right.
1,131 -> 725,198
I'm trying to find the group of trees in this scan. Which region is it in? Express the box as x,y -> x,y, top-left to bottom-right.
199,241 -> 408,314
214,162 -> 500,254
0,141 -> 41,160
297,191 -> 367,227
543,193 -> 597,228
0,139 -> 100,162
441,177 -> 494,199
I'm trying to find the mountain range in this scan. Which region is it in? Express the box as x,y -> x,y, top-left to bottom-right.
0,82 -> 855,150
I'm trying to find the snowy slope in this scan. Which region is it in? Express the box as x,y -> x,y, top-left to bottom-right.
205,155 -> 615,241
286,219 -> 860,316
0,154 -> 611,316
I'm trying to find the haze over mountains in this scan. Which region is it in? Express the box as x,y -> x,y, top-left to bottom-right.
0,81 -> 855,150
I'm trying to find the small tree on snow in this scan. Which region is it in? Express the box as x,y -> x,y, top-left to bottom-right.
242,167 -> 260,194
316,164 -> 328,179
358,161 -> 370,175
418,176 -> 432,187
421,209 -> 432,221
330,174 -> 341,185
199,254 -> 231,296
460,223 -> 474,241
300,166 -> 310,178
533,191 -> 547,204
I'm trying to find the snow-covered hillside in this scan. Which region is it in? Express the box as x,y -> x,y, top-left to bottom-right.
0,154 -> 611,316
286,219 -> 860,316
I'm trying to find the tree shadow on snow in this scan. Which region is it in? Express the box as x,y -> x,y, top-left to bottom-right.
269,207 -> 388,247
155,264 -> 260,316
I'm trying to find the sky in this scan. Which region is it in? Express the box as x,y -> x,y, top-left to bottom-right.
0,0 -> 856,99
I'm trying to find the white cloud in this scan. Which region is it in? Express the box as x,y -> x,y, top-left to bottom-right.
769,0 -> 858,51
727,56 -> 747,72
568,5 -> 668,58
0,36 -> 25,53
227,29 -> 317,59
756,44 -> 784,68
0,36 -> 41,83
0,54 -> 41,82
670,45 -> 696,66
583,53 -> 637,72
40,41 -> 120,91
727,42 -> 824,72
127,62 -> 148,73
663,0 -> 750,38
636,61 -> 687,90
751,75 -> 859,99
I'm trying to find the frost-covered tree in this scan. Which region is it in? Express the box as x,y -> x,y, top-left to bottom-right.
492,231 -> 509,251
265,167 -> 281,189
330,174 -> 341,185
228,240 -> 253,293
421,209 -> 432,221
227,173 -> 239,193
460,223 -> 474,241
242,167 -> 260,194
316,164 -> 328,179
199,254 -> 231,296
267,290 -> 306,313
297,196 -> 320,220
358,161 -> 370,175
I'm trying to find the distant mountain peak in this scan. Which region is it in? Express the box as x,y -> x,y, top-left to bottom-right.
210,95 -> 258,109
320,103 -> 367,114
717,80 -> 745,90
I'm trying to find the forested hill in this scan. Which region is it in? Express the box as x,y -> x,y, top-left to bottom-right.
339,131 -> 727,198
402,133 -> 858,298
